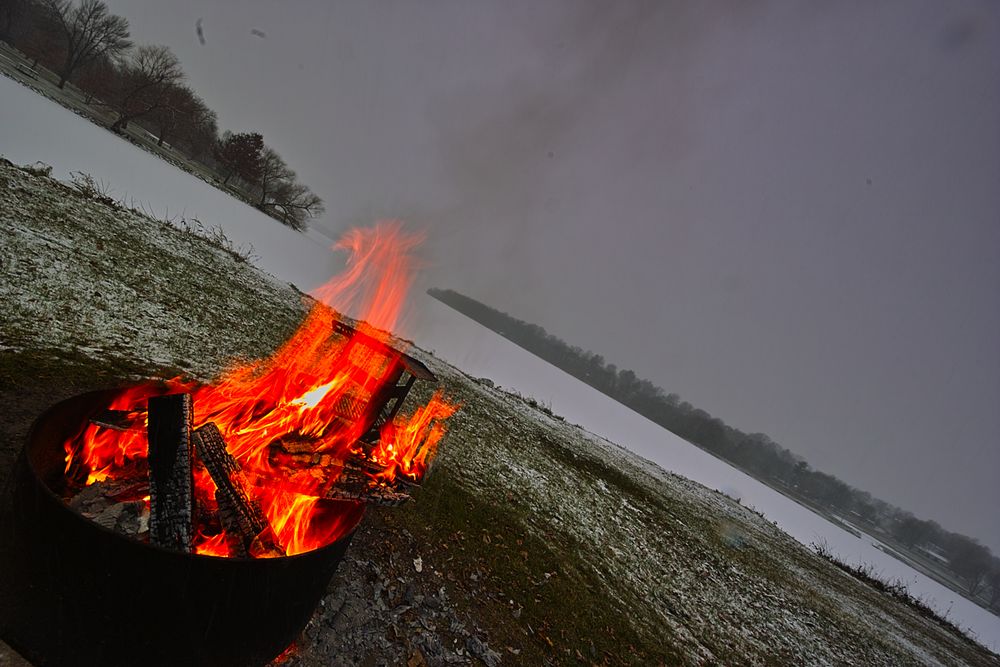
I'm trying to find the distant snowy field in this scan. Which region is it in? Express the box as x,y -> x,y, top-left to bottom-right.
2,74 -> 997,651
0,76 -> 339,291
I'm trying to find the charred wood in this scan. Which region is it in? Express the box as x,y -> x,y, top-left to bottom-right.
253,454 -> 412,507
192,422 -> 284,558
269,433 -> 321,455
325,480 -> 411,507
67,476 -> 148,509
93,500 -> 148,536
268,441 -> 419,488
147,393 -> 195,552
67,477 -> 151,538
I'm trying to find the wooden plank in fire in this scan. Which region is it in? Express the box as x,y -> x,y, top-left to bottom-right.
259,451 -> 413,507
269,439 -> 419,483
147,393 -> 194,552
192,422 -> 284,558
324,477 -> 411,507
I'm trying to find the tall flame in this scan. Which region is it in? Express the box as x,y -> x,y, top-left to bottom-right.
63,221 -> 456,557
311,221 -> 425,333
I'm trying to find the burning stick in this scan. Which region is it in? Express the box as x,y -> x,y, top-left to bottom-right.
147,394 -> 194,552
90,408 -> 145,431
265,442 -> 415,506
192,423 -> 284,558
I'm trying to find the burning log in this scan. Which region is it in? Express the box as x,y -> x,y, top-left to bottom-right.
325,480 -> 411,507
323,467 -> 413,506
267,435 -> 390,477
263,450 -> 412,507
192,422 -> 284,558
147,393 -> 195,552
268,440 -> 420,488
90,408 -> 145,431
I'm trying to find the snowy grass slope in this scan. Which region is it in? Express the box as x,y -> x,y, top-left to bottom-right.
0,158 -> 305,379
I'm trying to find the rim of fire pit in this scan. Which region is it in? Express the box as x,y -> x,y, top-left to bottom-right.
28,387 -> 365,562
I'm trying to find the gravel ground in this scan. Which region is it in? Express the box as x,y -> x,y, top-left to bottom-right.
1,160 -> 998,665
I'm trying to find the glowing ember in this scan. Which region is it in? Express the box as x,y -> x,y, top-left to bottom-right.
62,221 -> 456,557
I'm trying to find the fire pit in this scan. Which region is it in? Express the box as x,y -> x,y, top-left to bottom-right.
0,390 -> 356,667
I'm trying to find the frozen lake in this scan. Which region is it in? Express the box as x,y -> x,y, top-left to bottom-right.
3,74 -> 997,651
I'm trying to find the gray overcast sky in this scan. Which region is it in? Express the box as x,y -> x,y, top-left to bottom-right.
104,0 -> 999,551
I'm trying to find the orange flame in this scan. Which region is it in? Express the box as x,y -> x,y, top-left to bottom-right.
311,220 -> 425,333
373,390 -> 457,482
62,221 -> 456,557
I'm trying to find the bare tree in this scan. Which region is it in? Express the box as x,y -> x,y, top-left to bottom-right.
947,536 -> 992,596
255,147 -> 293,206
261,177 -> 324,231
173,100 -> 218,161
107,44 -> 183,132
988,560 -> 1000,610
0,0 -> 30,43
254,146 -> 324,228
16,1 -> 64,69
75,53 -> 117,103
891,515 -> 939,548
142,84 -> 212,148
44,0 -> 131,88
213,131 -> 264,185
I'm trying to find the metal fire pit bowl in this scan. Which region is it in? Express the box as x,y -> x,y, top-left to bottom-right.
0,390 -> 360,667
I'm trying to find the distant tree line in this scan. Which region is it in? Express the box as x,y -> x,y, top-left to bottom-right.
428,288 -> 1000,607
0,0 -> 323,230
